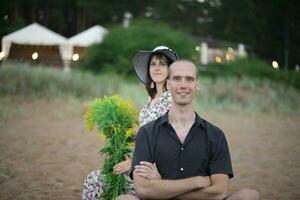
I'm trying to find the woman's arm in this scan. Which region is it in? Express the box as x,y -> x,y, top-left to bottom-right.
113,158 -> 132,175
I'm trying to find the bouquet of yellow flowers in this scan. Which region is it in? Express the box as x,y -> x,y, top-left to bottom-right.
84,95 -> 139,200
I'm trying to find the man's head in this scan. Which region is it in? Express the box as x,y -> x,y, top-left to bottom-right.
167,60 -> 200,106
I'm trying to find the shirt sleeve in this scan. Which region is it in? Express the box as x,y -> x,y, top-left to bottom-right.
130,126 -> 154,178
208,130 -> 234,178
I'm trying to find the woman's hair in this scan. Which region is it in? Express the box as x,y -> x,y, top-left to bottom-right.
146,53 -> 173,99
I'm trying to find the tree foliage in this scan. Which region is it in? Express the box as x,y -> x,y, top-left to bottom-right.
80,19 -> 197,74
1,0 -> 299,69
207,0 -> 300,69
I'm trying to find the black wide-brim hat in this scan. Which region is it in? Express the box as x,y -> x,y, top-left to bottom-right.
132,46 -> 179,84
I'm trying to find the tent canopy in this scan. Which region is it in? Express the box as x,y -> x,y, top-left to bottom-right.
68,25 -> 108,47
1,23 -> 67,60
2,23 -> 67,46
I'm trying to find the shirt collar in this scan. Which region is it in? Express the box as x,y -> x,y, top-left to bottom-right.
159,111 -> 205,128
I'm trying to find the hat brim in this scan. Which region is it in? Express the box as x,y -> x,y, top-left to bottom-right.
132,49 -> 178,84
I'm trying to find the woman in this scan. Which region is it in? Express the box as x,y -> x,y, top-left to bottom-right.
82,46 -> 178,200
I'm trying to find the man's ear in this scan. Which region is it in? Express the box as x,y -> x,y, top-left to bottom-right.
196,80 -> 200,90
166,79 -> 170,90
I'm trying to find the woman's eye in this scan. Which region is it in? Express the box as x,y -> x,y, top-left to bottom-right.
159,61 -> 167,66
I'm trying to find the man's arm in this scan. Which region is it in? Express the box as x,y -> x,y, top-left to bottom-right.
174,174 -> 229,200
133,170 -> 211,199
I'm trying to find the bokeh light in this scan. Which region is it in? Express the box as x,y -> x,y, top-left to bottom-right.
72,53 -> 79,61
32,52 -> 38,60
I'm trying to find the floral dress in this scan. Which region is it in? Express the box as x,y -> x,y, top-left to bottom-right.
82,91 -> 172,200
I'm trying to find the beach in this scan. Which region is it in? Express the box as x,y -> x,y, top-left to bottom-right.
0,99 -> 299,200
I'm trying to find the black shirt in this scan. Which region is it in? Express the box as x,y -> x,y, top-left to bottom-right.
132,112 -> 234,179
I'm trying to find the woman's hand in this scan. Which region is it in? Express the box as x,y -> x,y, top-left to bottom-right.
113,158 -> 132,175
134,161 -> 161,179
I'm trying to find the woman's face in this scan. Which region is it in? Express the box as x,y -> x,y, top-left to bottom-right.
149,55 -> 169,84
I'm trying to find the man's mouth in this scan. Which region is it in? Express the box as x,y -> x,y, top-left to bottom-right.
177,92 -> 189,95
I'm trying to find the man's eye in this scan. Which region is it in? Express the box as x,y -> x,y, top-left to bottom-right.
187,77 -> 195,82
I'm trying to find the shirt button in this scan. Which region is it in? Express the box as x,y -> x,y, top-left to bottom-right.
181,147 -> 184,151
180,168 -> 184,171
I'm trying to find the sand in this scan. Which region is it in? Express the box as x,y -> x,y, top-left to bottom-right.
0,99 -> 299,200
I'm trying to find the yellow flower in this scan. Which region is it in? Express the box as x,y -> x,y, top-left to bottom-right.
84,107 -> 95,132
83,95 -> 139,138
125,127 -> 136,138
83,95 -> 139,198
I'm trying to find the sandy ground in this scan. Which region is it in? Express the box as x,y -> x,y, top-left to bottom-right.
0,98 -> 299,200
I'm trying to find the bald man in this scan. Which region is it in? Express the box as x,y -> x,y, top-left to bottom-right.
117,60 -> 259,200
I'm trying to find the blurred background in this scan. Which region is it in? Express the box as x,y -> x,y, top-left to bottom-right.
0,0 -> 299,200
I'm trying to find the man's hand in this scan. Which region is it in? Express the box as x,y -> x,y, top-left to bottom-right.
113,158 -> 132,175
134,161 -> 161,179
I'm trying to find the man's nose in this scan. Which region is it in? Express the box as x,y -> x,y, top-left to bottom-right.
179,79 -> 188,88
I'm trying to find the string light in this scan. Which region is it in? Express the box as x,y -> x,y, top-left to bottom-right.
32,52 -> 38,60
215,56 -> 222,64
272,61 -> 279,69
72,53 -> 79,61
226,52 -> 233,61
195,46 -> 201,51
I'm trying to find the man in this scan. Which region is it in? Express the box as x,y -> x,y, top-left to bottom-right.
117,60 -> 259,200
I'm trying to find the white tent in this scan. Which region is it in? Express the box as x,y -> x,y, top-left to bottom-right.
1,23 -> 108,70
68,25 -> 108,47
65,25 -> 108,67
1,23 -> 68,61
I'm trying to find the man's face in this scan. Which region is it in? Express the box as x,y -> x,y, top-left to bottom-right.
167,61 -> 199,106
